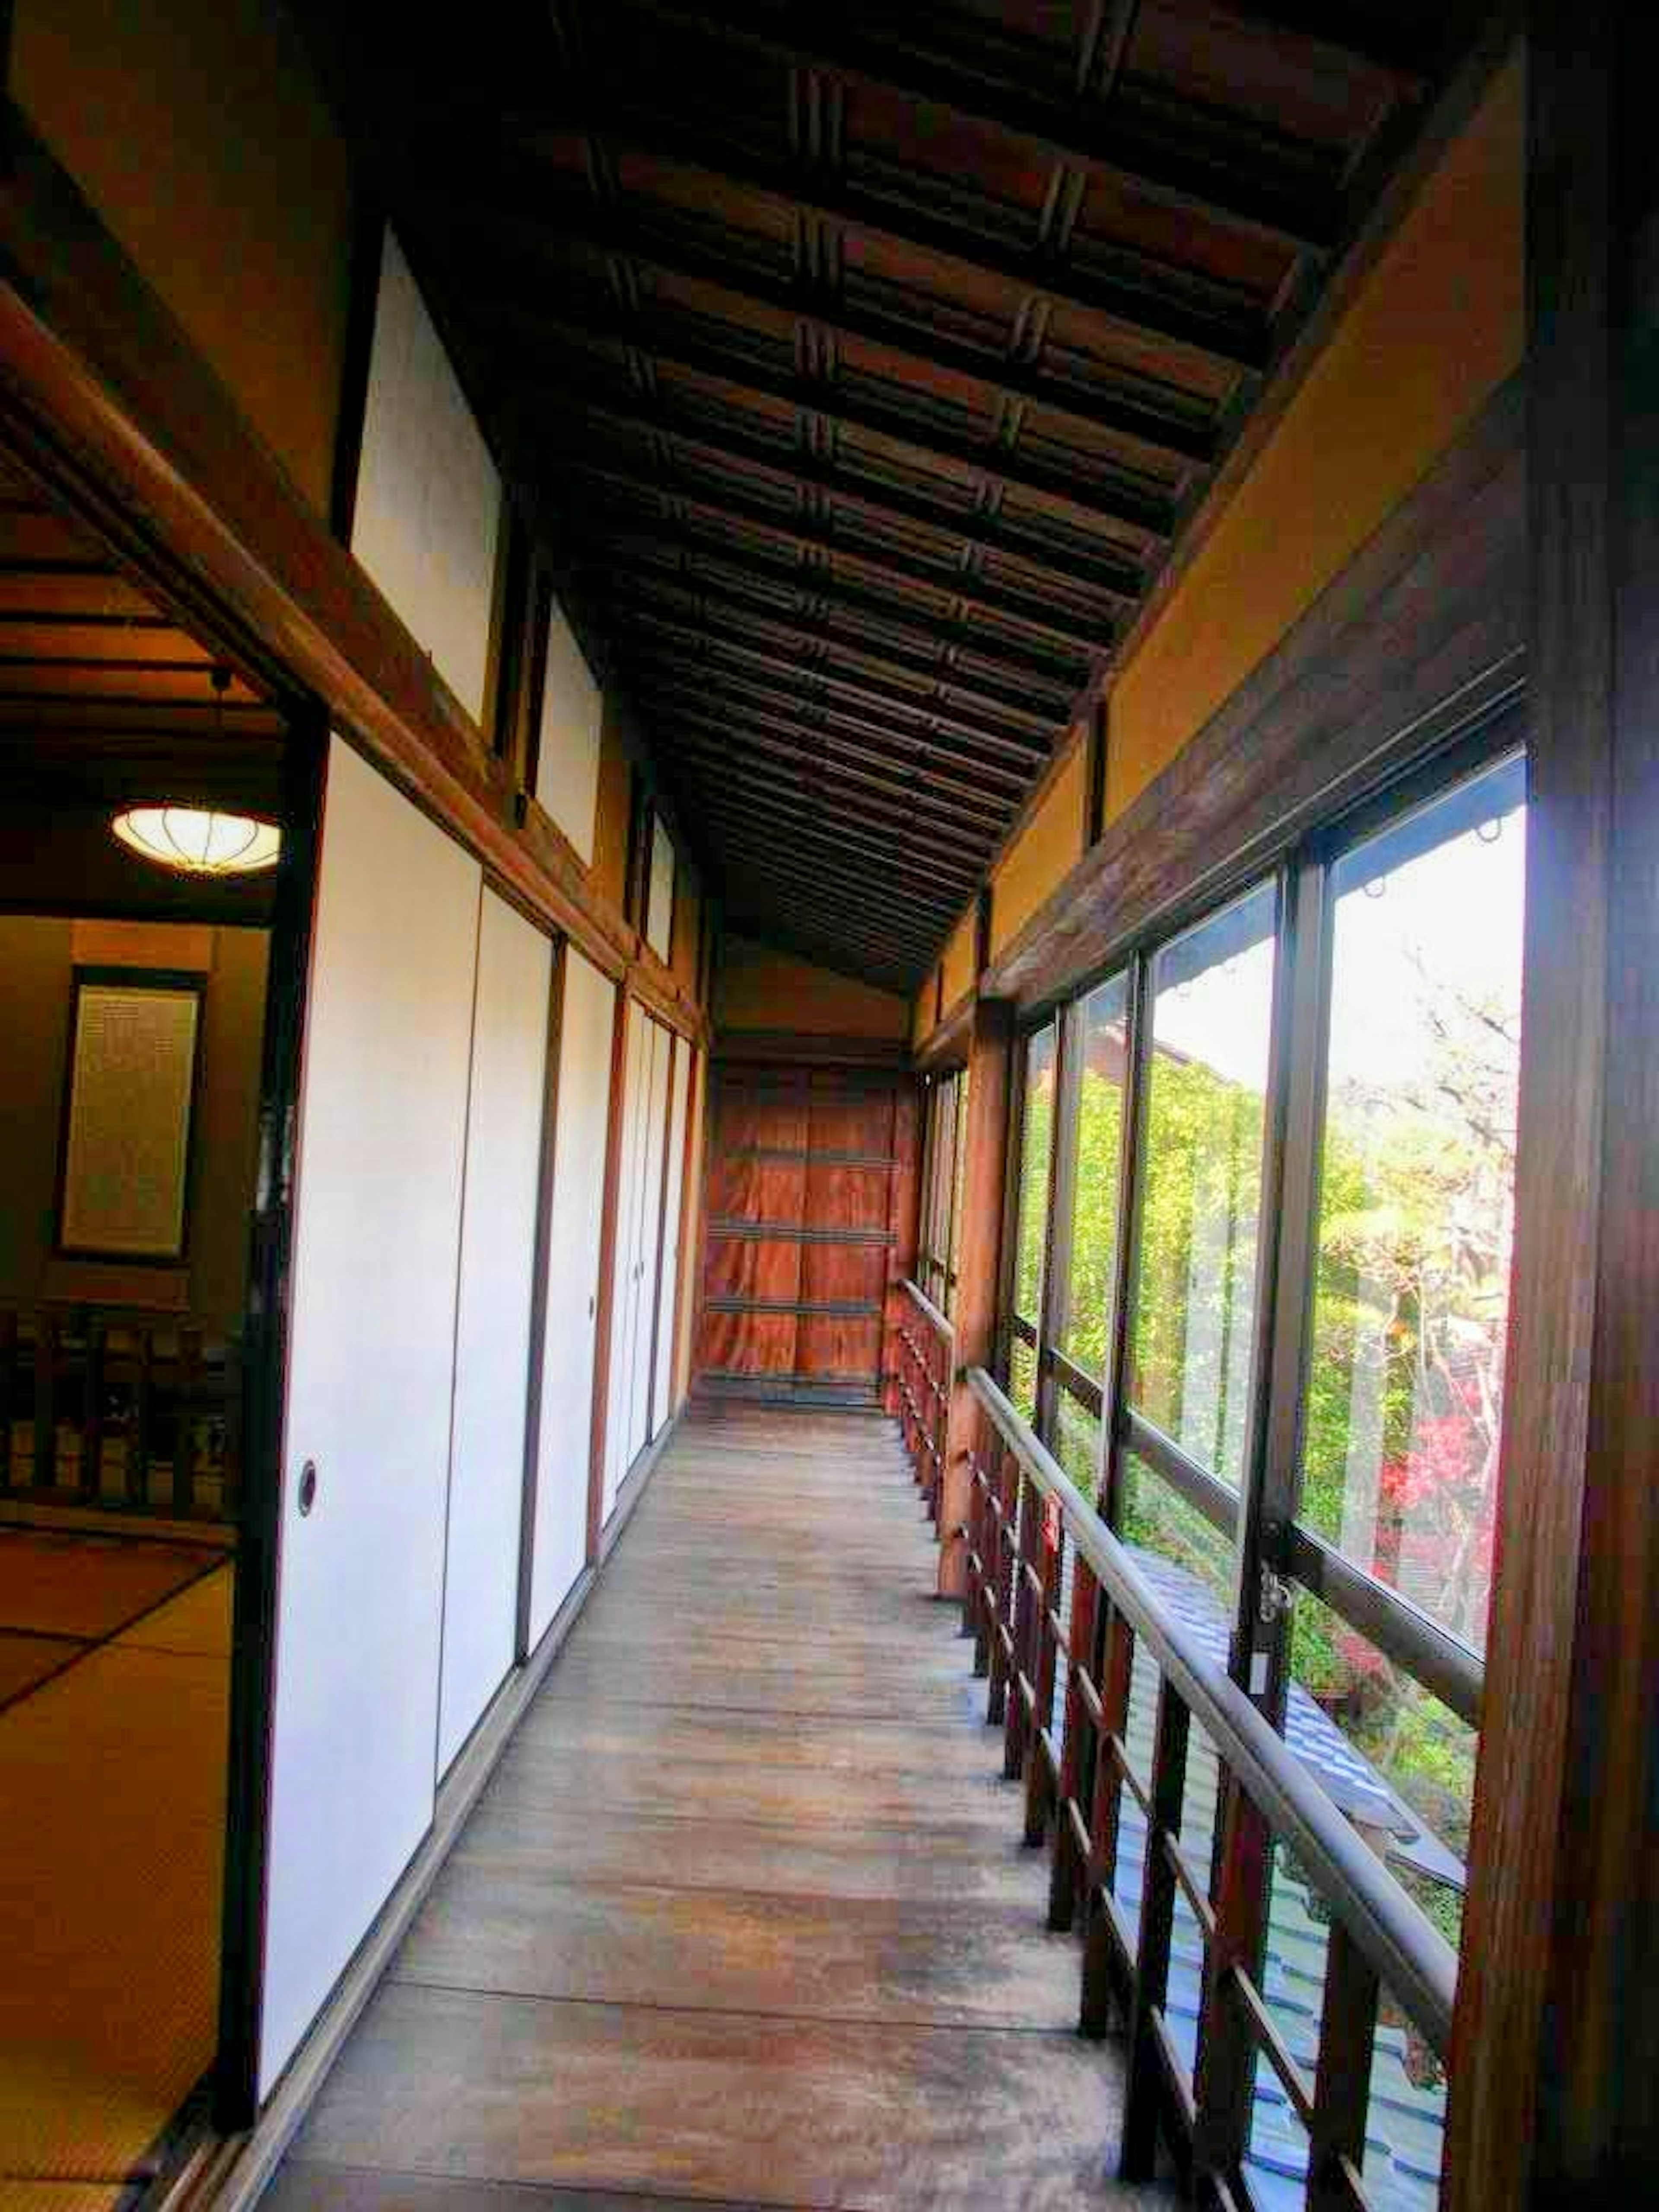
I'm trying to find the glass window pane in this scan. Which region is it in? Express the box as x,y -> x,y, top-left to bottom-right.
1126,883 -> 1277,1488
1013,1023 -> 1056,1322
1300,755 -> 1525,1655
1008,1333 -> 1039,1424
1118,1449 -> 1237,1623
1288,1585 -> 1473,1953
948,1067 -> 969,1314
1056,972 -> 1130,1378
1054,1386 -> 1101,1497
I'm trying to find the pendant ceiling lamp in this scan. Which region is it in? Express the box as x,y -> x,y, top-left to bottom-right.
109,663 -> 282,877
112,804 -> 281,875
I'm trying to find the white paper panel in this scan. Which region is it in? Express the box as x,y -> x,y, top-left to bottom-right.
352,232 -> 502,722
534,600 -> 601,865
525,945 -> 616,1646
261,737 -> 480,2094
602,1003 -> 649,1521
437,889 -> 553,1777
653,1042 -> 693,1432
628,1020 -> 671,1466
646,818 -> 675,960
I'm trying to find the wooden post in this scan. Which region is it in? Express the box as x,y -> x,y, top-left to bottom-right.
1447,9 -> 1659,2199
937,995 -> 1013,1597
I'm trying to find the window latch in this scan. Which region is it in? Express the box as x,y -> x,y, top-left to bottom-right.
1258,1565 -> 1294,1627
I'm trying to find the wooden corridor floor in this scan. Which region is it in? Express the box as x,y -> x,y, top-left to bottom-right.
266,1404 -> 1166,2212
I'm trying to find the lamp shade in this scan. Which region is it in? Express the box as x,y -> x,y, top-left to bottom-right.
112,805 -> 281,877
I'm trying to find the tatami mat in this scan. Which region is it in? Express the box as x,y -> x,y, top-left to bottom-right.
0,2184 -> 124,2211
0,1640 -> 229,2183
0,1532 -> 217,1642
112,1567 -> 233,1659
0,1635 -> 83,1710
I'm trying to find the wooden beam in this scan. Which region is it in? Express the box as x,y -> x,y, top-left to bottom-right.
581,2 -> 1338,255
585,521 -> 1090,692
643,688 -> 1030,805
607,563 -> 1074,723
459,196 -> 1218,466
610,607 -> 1054,760
458,287 -> 1178,544
704,801 -> 978,904
541,429 -> 1138,629
1448,9 -> 1659,2199
937,998 -> 1014,1596
662,728 -> 1008,841
626,655 -> 1050,779
671,764 -> 1003,870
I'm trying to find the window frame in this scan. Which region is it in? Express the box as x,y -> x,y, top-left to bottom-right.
994,709 -> 1522,1755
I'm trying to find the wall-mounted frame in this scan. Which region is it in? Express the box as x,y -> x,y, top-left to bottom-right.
55,966 -> 205,1263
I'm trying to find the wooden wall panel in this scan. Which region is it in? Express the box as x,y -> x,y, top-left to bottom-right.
696,1062 -> 914,1402
796,1316 -> 883,1380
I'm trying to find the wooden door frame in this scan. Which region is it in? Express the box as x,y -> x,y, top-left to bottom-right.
216,706 -> 327,2129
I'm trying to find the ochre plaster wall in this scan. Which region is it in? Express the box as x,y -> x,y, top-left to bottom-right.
14,0 -> 354,517
938,912 -> 978,1017
1106,53 -> 1526,820
716,937 -> 909,1042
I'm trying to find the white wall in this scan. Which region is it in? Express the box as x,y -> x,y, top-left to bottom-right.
524,945 -> 617,1645
535,600 -> 601,864
437,887 -> 553,1777
261,737 -> 481,2093
352,230 -> 502,723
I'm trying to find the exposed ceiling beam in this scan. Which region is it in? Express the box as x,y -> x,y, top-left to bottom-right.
458,286 -> 1179,542
473,341 -> 1150,605
697,791 -> 978,899
612,563 -> 1065,728
611,605 -> 1052,759
611,0 -> 1346,254
597,529 -> 1085,696
656,713 -> 1014,830
565,479 -> 1120,658
499,111 -> 1272,377
624,651 -> 1048,779
642,688 -> 1031,806
665,734 -> 1007,845
472,197 -> 1219,466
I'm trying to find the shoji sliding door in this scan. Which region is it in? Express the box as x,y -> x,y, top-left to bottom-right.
602,1003 -> 678,1522
626,1020 -> 671,1463
653,1042 -> 693,1431
524,945 -> 617,1647
436,888 -> 552,1776
261,738 -> 480,2092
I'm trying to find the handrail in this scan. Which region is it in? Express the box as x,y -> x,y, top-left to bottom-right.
900,1275 -> 955,1347
967,1364 -> 1459,2056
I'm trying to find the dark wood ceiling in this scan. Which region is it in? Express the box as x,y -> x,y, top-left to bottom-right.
0,449 -> 287,918
308,0 -> 1494,992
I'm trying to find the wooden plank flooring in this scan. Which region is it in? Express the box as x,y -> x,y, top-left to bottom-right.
267,1405 -> 1165,2212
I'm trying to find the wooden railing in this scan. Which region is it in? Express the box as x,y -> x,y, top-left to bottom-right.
895,1279 -> 952,1525
894,1301 -> 1458,2210
0,1305 -> 242,1523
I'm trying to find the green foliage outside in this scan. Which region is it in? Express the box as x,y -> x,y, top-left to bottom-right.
1004,944 -> 1517,1949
